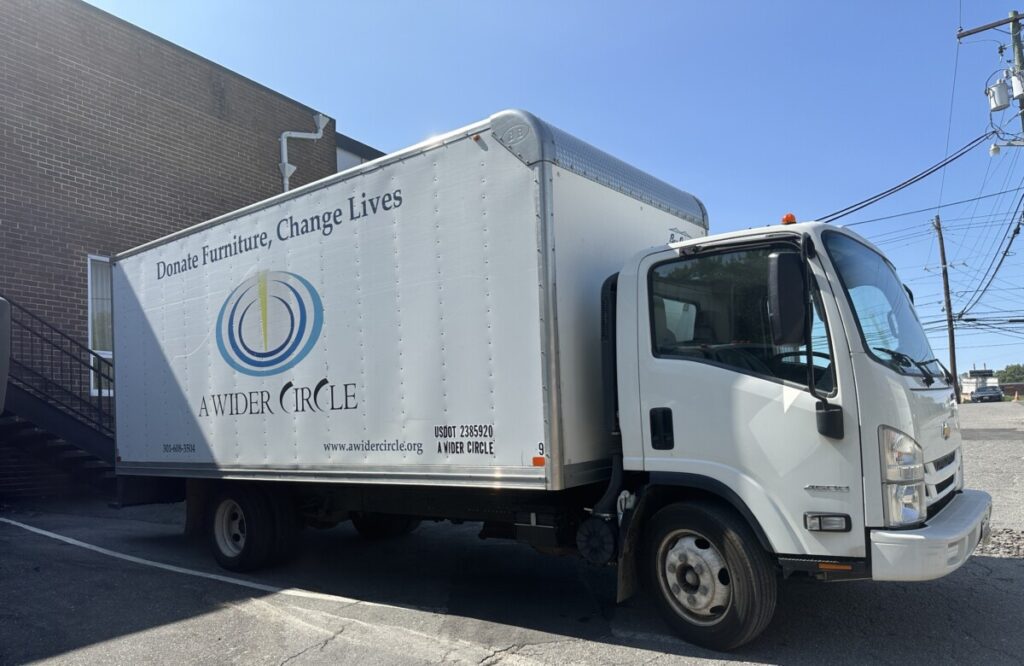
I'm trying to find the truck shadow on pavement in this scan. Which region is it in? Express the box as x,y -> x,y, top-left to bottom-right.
3,505 -> 1022,665
262,522 -> 1024,664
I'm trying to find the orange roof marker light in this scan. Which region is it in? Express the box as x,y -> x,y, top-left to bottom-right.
781,212 -> 797,225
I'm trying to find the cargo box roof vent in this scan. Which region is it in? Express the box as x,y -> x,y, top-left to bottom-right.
490,110 -> 708,229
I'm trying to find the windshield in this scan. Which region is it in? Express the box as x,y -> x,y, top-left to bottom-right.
823,231 -> 943,379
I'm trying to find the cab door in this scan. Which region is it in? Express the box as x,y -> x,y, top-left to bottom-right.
636,239 -> 864,557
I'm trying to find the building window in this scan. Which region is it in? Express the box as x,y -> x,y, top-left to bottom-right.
88,255 -> 113,396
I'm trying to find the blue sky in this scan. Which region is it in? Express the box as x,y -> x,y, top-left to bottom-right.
86,0 -> 1024,372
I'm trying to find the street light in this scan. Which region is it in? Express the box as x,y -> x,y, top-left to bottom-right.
988,139 -> 1024,156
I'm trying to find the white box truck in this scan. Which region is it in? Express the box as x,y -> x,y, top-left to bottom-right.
113,110 -> 992,650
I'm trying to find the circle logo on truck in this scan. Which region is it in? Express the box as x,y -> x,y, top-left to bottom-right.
215,270 -> 323,377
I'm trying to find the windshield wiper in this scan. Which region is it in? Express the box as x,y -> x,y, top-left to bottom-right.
873,347 -> 914,370
913,357 -> 944,386
937,361 -> 955,387
873,347 -> 936,385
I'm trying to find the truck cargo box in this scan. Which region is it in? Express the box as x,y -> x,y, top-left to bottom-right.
113,110 -> 707,490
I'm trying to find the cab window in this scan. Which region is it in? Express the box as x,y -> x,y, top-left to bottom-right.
650,244 -> 835,393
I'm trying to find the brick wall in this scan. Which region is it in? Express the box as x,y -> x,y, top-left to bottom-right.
0,0 -> 338,345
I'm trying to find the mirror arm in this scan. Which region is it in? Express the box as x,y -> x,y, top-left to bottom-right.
801,236 -> 820,401
802,236 -> 844,439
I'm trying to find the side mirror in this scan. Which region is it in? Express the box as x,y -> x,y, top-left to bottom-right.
767,252 -> 807,346
816,402 -> 844,439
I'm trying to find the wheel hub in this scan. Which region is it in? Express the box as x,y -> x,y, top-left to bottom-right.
214,499 -> 247,557
661,532 -> 731,625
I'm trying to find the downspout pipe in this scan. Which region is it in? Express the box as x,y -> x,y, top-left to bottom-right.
0,297 -> 9,411
279,112 -> 330,192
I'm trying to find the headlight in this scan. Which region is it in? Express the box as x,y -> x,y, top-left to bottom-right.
879,427 -> 924,482
879,426 -> 925,527
882,482 -> 926,526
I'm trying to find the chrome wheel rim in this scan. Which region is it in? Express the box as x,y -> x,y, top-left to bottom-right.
657,529 -> 731,626
214,499 -> 246,557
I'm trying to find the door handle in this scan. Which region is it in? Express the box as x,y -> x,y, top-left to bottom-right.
650,407 -> 674,450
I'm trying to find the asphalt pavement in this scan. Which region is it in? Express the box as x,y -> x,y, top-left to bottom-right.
1,402 -> 1022,665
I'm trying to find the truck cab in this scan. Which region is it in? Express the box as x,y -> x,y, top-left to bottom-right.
610,221 -> 992,648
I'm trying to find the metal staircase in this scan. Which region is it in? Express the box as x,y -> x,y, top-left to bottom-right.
0,295 -> 115,498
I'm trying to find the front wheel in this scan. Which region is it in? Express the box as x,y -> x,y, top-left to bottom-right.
644,502 -> 777,651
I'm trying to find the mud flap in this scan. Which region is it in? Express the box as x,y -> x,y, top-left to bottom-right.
616,491 -> 649,603
184,478 -> 214,538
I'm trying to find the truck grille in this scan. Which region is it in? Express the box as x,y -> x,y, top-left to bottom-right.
932,450 -> 956,472
926,491 -> 956,520
924,447 -> 960,517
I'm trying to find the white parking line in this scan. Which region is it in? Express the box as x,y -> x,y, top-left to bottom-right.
0,516 -> 418,609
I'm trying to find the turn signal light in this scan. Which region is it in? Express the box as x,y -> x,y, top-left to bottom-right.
804,512 -> 851,532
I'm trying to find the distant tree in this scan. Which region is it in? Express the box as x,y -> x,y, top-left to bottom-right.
997,364 -> 1024,383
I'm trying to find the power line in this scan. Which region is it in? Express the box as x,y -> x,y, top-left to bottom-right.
841,110 -> 1024,230
946,11 -> 1024,321
954,285 -> 1024,294
843,193 -> 1019,229
948,144 -> 1000,266
972,322 -> 1024,337
954,162 -> 1024,291
958,199 -> 1024,315
950,114 -> 1024,265
816,131 -> 994,223
922,321 -> 1024,330
937,37 -> 962,208
929,34 -> 963,272
931,341 -> 1023,350
839,185 -> 1024,228
871,219 -> 1012,246
869,215 -> 1013,239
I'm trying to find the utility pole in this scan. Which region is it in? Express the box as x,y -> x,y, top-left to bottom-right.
934,215 -> 961,403
1012,11 -> 1024,135
959,10 -> 1024,135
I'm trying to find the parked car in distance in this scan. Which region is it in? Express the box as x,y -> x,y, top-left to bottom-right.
971,386 -> 1004,402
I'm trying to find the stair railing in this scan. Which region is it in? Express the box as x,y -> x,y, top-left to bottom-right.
3,295 -> 114,437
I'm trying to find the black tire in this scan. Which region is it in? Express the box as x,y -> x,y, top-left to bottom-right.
350,512 -> 420,539
207,484 -> 276,572
643,501 -> 777,651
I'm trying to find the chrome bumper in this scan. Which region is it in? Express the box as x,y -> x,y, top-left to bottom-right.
870,489 -> 992,582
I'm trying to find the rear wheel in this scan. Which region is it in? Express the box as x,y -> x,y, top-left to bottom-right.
644,502 -> 777,651
350,512 -> 420,539
208,485 -> 276,571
